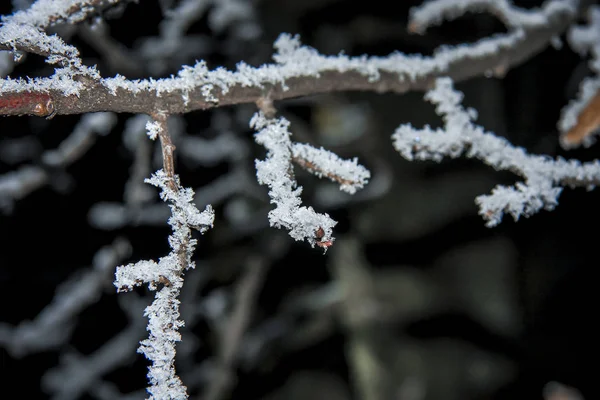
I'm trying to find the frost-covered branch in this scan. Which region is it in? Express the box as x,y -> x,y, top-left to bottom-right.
291,143 -> 370,195
0,0 -> 120,102
0,0 -> 105,71
393,77 -> 600,227
0,0 -> 575,117
3,0 -> 122,28
252,111 -> 371,248
1,0 -> 597,399
114,115 -> 214,400
114,169 -> 214,400
252,111 -> 336,248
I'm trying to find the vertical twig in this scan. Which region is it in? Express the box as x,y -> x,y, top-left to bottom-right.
153,112 -> 193,272
115,111 -> 214,400
153,112 -> 177,189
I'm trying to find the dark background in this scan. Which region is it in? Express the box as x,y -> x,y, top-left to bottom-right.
0,1 -> 597,399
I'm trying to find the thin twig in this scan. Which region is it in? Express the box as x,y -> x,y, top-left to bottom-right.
561,90 -> 600,147
152,113 -> 177,185
292,154 -> 359,189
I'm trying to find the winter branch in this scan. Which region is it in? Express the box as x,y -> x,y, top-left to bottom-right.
0,1 -> 577,117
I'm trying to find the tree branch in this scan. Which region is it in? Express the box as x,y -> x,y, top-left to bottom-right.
393,77 -> 600,227
0,0 -> 576,117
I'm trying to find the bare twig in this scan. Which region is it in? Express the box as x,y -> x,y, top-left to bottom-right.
152,113 -> 176,185
560,87 -> 600,148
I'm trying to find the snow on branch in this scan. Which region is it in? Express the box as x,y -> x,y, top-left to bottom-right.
112,112 -> 214,399
0,0 -> 575,115
102,12 -> 573,106
0,0 -> 105,97
252,111 -> 336,248
291,143 -> 370,195
3,0 -> 122,28
392,77 -> 600,227
114,168 -> 214,400
147,169 -> 215,235
409,0 -> 577,34
252,111 -> 369,249
0,22 -> 80,61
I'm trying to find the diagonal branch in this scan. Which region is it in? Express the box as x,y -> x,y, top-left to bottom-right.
0,0 -> 577,117
291,143 -> 370,195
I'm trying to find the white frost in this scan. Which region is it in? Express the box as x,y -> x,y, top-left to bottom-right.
114,168 -> 214,400
291,143 -> 370,194
251,111 -> 338,247
393,77 -> 600,226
